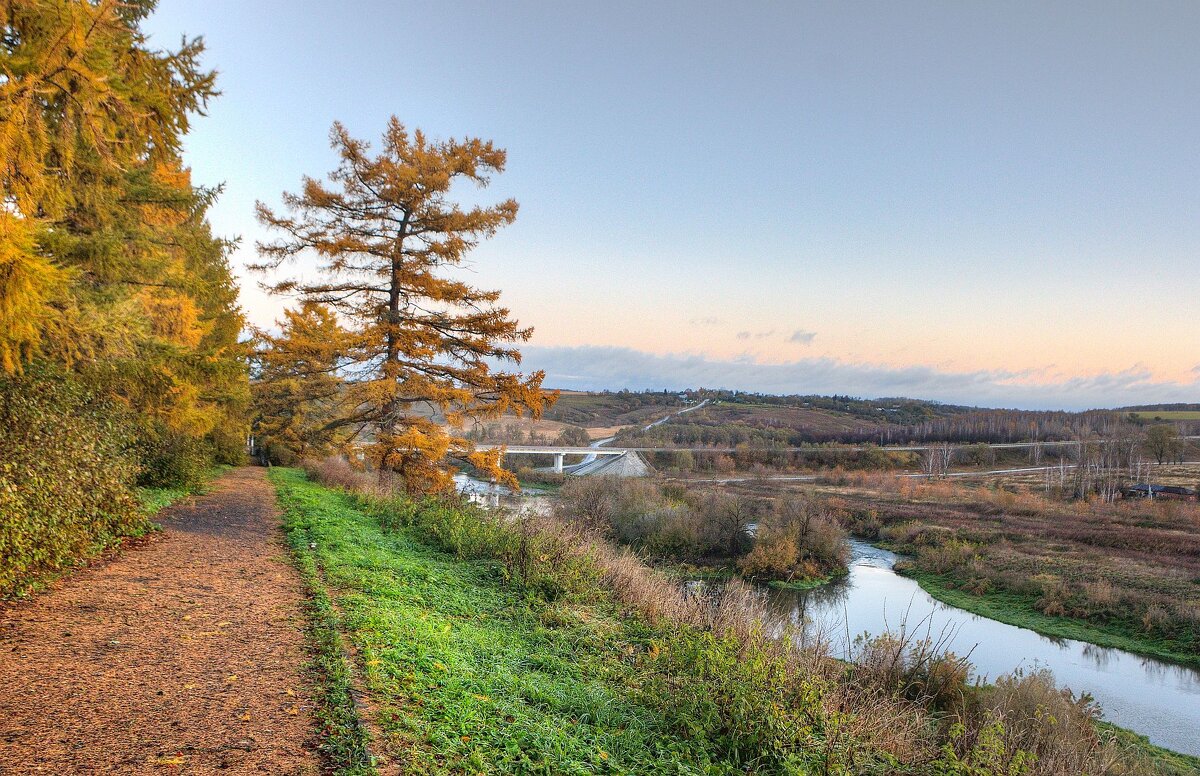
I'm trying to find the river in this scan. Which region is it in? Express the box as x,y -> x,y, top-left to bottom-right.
768,540 -> 1200,757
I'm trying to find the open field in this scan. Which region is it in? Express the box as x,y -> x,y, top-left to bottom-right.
1128,411 -> 1200,421
584,424 -> 627,439
950,462 -> 1200,491
680,401 -> 892,435
542,391 -> 687,428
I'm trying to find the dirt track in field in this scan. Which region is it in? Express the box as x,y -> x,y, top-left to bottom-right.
0,467 -> 324,774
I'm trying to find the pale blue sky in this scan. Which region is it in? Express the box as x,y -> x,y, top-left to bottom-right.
145,1 -> 1200,408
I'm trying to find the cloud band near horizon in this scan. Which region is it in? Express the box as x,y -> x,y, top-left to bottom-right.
514,345 -> 1199,411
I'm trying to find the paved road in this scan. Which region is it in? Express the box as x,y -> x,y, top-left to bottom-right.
682,461 -> 1200,484
0,468 -> 321,774
494,433 -> 1200,457
566,399 -> 712,471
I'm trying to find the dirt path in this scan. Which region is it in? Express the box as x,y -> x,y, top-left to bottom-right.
0,468 -> 323,774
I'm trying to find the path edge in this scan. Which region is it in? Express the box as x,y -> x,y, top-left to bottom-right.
271,467 -> 380,775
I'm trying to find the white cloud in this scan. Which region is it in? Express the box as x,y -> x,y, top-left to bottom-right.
513,345 -> 1200,410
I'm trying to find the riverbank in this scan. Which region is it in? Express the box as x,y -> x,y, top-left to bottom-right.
802,482 -> 1200,672
657,561 -> 845,591
899,566 -> 1200,669
767,568 -> 849,591
272,464 -> 1189,774
1101,724 -> 1200,776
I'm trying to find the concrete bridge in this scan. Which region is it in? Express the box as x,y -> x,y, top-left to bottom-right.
478,436 -> 1200,475
476,444 -> 628,473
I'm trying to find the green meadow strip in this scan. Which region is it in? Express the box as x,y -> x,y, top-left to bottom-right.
268,467 -> 743,774
274,472 -> 375,774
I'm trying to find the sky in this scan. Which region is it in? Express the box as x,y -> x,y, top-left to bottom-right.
144,1 -> 1200,410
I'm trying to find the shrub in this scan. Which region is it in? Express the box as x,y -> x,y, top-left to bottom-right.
207,424 -> 248,466
738,534 -> 799,578
0,369 -> 145,596
554,477 -> 737,561
959,669 -> 1120,774
739,497 -> 849,581
512,466 -> 565,487
917,540 -> 977,575
841,506 -> 883,539
304,456 -> 377,494
851,632 -> 972,714
136,423 -> 211,488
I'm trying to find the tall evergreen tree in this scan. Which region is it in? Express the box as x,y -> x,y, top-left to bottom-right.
1,0 -> 246,481
0,0 -> 244,589
252,302 -> 351,464
1,0 -> 216,369
254,119 -> 551,493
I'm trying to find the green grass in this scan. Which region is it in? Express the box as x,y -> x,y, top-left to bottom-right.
656,558 -> 848,592
137,465 -> 232,515
1099,723 -> 1200,776
271,468 -> 1200,774
657,561 -> 739,583
766,569 -> 848,591
658,563 -> 845,592
137,483 -> 195,514
270,467 -> 745,774
277,478 -> 374,773
901,568 -> 1200,668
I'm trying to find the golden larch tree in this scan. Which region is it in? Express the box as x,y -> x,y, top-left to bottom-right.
252,302 -> 355,463
1,0 -> 216,372
254,118 -> 552,493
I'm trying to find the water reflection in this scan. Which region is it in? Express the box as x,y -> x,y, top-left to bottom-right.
767,539 -> 1200,757
452,473 -> 549,514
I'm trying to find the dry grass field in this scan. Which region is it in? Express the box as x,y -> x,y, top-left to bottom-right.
686,401 -> 889,436
1128,411 -> 1200,421
542,392 -> 686,428
720,472 -> 1200,665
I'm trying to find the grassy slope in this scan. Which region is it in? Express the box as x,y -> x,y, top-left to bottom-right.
1101,724 -> 1200,776
900,568 -> 1200,669
272,469 -> 1200,775
270,468 -> 740,775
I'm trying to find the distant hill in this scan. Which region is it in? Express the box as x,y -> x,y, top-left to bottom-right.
522,390 -> 1200,448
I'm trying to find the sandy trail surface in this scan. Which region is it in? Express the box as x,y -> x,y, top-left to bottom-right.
0,468 -> 322,774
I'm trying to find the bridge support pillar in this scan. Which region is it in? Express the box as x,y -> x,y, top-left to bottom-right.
554,453 -> 564,473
